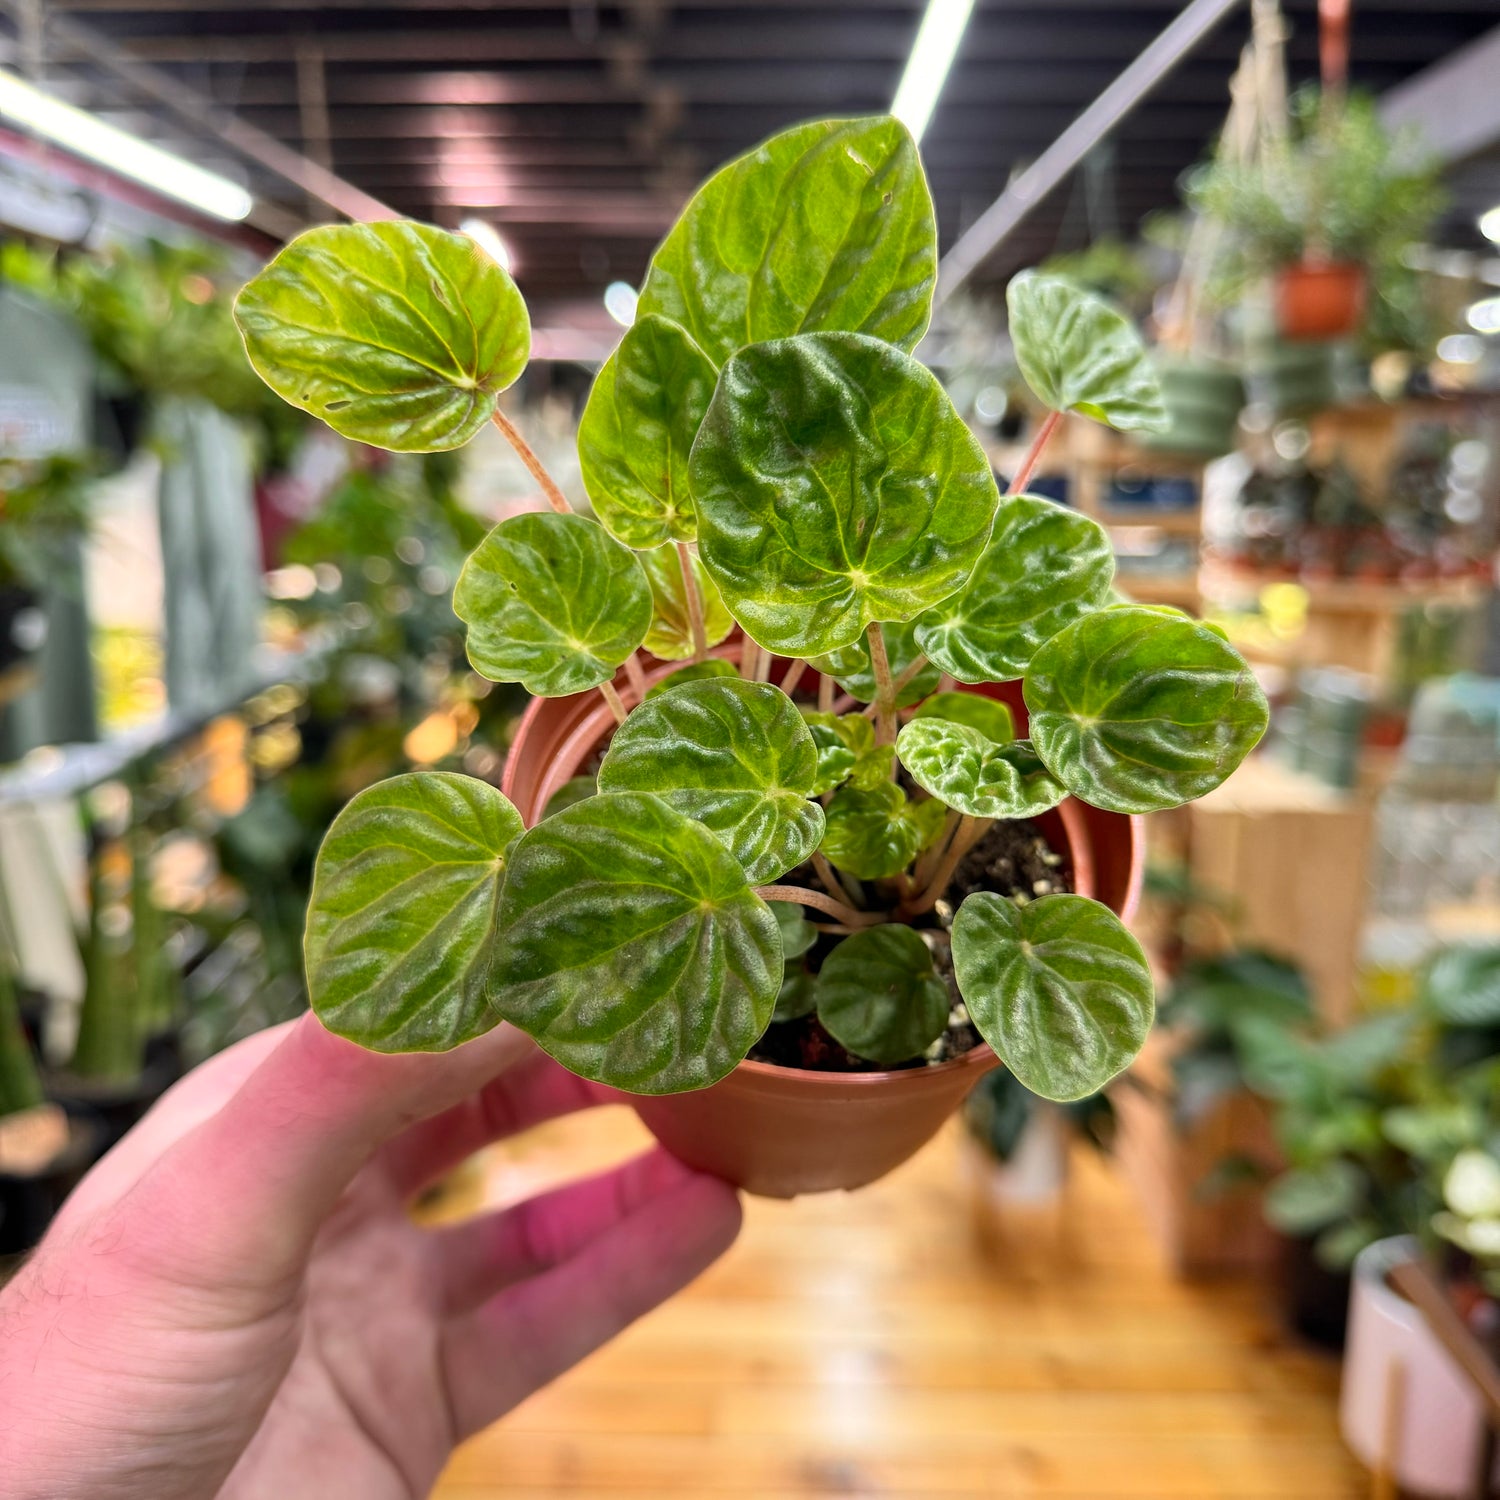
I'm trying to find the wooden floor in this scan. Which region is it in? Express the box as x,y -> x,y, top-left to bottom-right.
429,1107 -> 1365,1500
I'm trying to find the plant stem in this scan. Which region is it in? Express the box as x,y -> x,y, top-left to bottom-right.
1008,408 -> 1062,496
817,671 -> 835,713
912,807 -> 962,890
812,850 -> 856,908
860,651 -> 931,718
753,884 -> 885,928
752,644 -> 773,683
740,632 -> 758,680
622,652 -> 648,699
779,658 -> 809,698
867,621 -> 898,747
491,409 -> 571,515
599,679 -> 629,725
901,815 -> 992,918
674,541 -> 708,660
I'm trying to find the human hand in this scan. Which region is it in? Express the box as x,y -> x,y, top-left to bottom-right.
0,1015 -> 742,1500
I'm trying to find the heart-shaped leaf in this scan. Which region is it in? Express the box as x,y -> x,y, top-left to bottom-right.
951,891 -> 1153,1101
542,776 -> 596,819
692,332 -> 999,656
912,692 -> 1014,743
811,620 -> 939,707
597,679 -> 824,883
234,222 -> 530,451
897,720 -> 1066,821
638,544 -> 734,661
770,899 -> 818,961
488,791 -> 781,1093
820,780 -> 946,880
638,116 -> 936,369
1006,271 -> 1167,432
454,512 -> 652,695
814,925 -> 950,1065
579,315 -> 717,548
1024,606 -> 1269,814
914,494 -> 1115,683
645,657 -> 740,698
774,964 -> 816,1023
304,772 -> 522,1052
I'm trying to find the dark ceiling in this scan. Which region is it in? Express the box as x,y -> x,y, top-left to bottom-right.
12,0 -> 1500,315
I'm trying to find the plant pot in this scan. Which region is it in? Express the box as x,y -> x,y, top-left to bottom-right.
1274,261 -> 1367,341
1281,1231 -> 1353,1351
1145,355 -> 1245,459
501,650 -> 1143,1198
1245,337 -> 1338,418
0,1113 -> 99,1258
1340,1236 -> 1500,1497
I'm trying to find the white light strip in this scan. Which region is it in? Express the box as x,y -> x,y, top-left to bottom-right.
890,0 -> 977,144
459,217 -> 513,271
0,68 -> 254,222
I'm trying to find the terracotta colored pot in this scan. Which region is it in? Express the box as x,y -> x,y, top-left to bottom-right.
1274,261 -> 1366,341
502,650 -> 1143,1197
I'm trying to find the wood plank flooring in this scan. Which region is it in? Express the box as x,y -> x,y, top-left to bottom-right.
428,1107 -> 1364,1499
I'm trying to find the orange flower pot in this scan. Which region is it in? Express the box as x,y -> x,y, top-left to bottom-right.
1274,261 -> 1367,341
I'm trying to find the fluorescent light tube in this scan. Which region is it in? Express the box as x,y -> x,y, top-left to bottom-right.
890,0 -> 977,144
0,68 -> 254,222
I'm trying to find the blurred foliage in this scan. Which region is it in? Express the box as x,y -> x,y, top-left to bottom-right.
963,1063 -> 1116,1164
0,452 -> 98,590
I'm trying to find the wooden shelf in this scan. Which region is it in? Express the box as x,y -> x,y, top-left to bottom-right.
1116,574 -> 1202,607
1095,509 -> 1202,536
1200,565 -> 1485,615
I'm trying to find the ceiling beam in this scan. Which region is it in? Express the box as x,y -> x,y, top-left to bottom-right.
1380,22 -> 1500,164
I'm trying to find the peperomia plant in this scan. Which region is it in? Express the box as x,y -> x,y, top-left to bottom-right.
234,115 -> 1268,1103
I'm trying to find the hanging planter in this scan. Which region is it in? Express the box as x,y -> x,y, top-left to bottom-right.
1145,354 -> 1245,458
1274,260 -> 1367,341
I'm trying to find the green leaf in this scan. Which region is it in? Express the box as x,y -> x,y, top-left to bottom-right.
645,657 -> 739,699
1024,606 -> 1268,814
769,899 -> 817,960
597,679 -> 824,883
487,792 -> 781,1093
691,332 -> 999,657
803,710 -> 895,792
1006,270 -> 1167,432
1263,1162 -> 1364,1236
951,891 -> 1154,1102
638,115 -> 936,369
1422,945 -> 1500,1027
638,544 -> 734,661
304,772 -> 521,1052
578,315 -> 717,548
811,620 -> 939,707
915,494 -> 1116,683
897,720 -> 1066,820
821,780 -> 946,880
454,512 -> 652,695
912,692 -> 1014,743
542,776 -> 596,819
803,717 -> 860,796
234,221 -> 530,451
815,925 -> 950,1065
774,964 -> 816,1023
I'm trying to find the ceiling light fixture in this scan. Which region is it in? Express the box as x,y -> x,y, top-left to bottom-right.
604,280 -> 638,327
890,0 -> 978,144
1480,206 -> 1500,244
1466,296 -> 1500,335
0,67 -> 253,223
459,217 -> 513,272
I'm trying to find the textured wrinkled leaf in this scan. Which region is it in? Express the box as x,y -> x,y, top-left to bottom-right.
820,780 -> 946,880
815,925 -> 949,1065
951,891 -> 1154,1102
488,792 -> 781,1092
1422,945 -> 1500,1027
305,772 -> 521,1051
235,221 -> 530,451
542,776 -> 596,819
578,316 -> 716,548
804,722 -> 859,796
897,720 -> 1066,821
812,620 -> 939,708
638,544 -> 734,661
645,657 -> 740,698
914,494 -> 1115,683
454,512 -> 652,695
638,115 -> 936,369
598,679 -> 823,883
692,332 -> 999,657
803,711 -> 892,792
1024,606 -> 1268,814
770,900 -> 817,960
774,964 -> 816,1023
1006,271 -> 1167,432
912,692 -> 1014,743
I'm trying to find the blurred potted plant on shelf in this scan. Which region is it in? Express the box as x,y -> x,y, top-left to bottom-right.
232,114 -> 1268,1197
1189,89 -> 1441,342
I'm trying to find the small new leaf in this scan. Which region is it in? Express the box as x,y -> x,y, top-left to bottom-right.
454,512 -> 652,696
579,315 -> 717,548
896,720 -> 1065,821
598,679 -> 824,883
638,115 -> 936,368
821,780 -> 947,880
912,692 -> 1014,743
692,332 -> 999,656
304,772 -> 521,1052
815,925 -> 949,1065
951,891 -> 1154,1101
234,222 -> 530,451
1006,271 -> 1167,432
639,544 -> 734,661
488,792 -> 781,1093
915,494 -> 1115,682
1024,606 -> 1269,814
